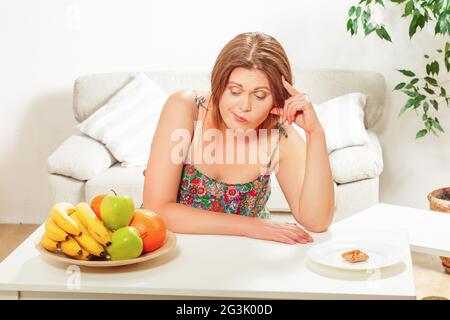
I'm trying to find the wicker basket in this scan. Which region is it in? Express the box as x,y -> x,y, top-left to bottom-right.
421,296 -> 449,300
427,187 -> 450,274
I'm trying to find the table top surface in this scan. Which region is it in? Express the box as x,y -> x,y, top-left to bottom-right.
334,203 -> 450,257
0,203 -> 420,299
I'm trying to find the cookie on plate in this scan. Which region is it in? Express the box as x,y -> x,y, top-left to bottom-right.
341,249 -> 369,263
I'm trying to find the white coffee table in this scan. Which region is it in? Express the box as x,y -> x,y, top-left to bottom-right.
1,202 -> 435,300
333,203 -> 450,257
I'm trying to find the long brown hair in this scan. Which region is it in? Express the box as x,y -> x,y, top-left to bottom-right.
209,32 -> 293,134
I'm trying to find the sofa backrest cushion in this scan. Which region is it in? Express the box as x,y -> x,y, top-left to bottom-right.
73,68 -> 386,129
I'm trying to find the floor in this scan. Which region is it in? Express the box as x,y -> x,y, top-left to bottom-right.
0,224 -> 449,300
0,224 -> 40,262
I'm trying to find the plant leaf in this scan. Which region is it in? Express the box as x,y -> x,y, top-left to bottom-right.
425,76 -> 438,86
430,99 -> 439,111
402,90 -> 419,97
423,101 -> 429,114
356,6 -> 362,18
438,13 -> 448,35
426,63 -> 431,75
348,6 -> 356,17
432,118 -> 444,132
416,129 -> 428,139
423,86 -> 435,94
403,0 -> 414,17
353,18 -> 359,35
444,42 -> 449,72
409,78 -> 419,85
431,60 -> 440,75
409,11 -> 420,38
394,82 -> 406,90
376,26 -> 392,41
398,69 -> 416,77
347,19 -> 354,32
398,102 -> 412,116
398,98 -> 416,116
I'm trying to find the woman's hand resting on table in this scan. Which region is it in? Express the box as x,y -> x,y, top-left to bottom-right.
244,219 -> 314,245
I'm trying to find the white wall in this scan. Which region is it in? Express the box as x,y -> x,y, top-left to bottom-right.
1,0 -> 449,223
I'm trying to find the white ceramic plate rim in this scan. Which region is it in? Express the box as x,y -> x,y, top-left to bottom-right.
307,239 -> 405,271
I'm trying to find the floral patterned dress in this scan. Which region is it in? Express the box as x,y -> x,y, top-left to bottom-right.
176,94 -> 287,219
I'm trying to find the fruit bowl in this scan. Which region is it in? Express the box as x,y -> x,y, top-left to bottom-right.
35,230 -> 177,267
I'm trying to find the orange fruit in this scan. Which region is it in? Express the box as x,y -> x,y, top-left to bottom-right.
90,194 -> 106,221
130,209 -> 166,253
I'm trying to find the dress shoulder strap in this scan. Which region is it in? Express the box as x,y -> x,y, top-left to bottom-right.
266,122 -> 288,170
194,93 -> 208,110
193,92 -> 209,129
186,93 -> 209,165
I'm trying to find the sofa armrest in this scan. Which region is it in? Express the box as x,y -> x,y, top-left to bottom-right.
47,131 -> 117,181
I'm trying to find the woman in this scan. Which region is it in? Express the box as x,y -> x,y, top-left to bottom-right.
143,32 -> 334,244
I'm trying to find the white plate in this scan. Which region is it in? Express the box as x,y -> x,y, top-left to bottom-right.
307,239 -> 405,271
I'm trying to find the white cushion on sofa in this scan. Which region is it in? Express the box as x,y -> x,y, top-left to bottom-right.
329,130 -> 383,184
76,72 -> 169,167
314,92 -> 369,153
47,132 -> 116,181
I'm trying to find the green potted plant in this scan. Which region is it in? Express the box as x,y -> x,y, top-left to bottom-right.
346,0 -> 450,273
346,0 -> 449,138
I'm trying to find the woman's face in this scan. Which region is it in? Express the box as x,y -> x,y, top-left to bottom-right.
219,67 -> 276,132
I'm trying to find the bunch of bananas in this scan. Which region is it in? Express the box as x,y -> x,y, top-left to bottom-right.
41,202 -> 112,261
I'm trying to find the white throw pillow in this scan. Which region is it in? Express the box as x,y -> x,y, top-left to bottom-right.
47,132 -> 117,180
76,72 -> 169,167
329,131 -> 383,184
294,92 -> 369,153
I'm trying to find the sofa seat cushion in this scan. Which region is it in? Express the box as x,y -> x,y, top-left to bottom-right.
85,163 -> 145,207
329,130 -> 383,184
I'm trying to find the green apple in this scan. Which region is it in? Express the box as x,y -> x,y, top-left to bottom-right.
101,191 -> 135,231
106,226 -> 143,260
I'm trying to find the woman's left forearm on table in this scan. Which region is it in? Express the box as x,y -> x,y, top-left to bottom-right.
297,126 -> 335,232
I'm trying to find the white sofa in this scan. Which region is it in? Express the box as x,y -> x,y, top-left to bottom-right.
47,69 -> 386,223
